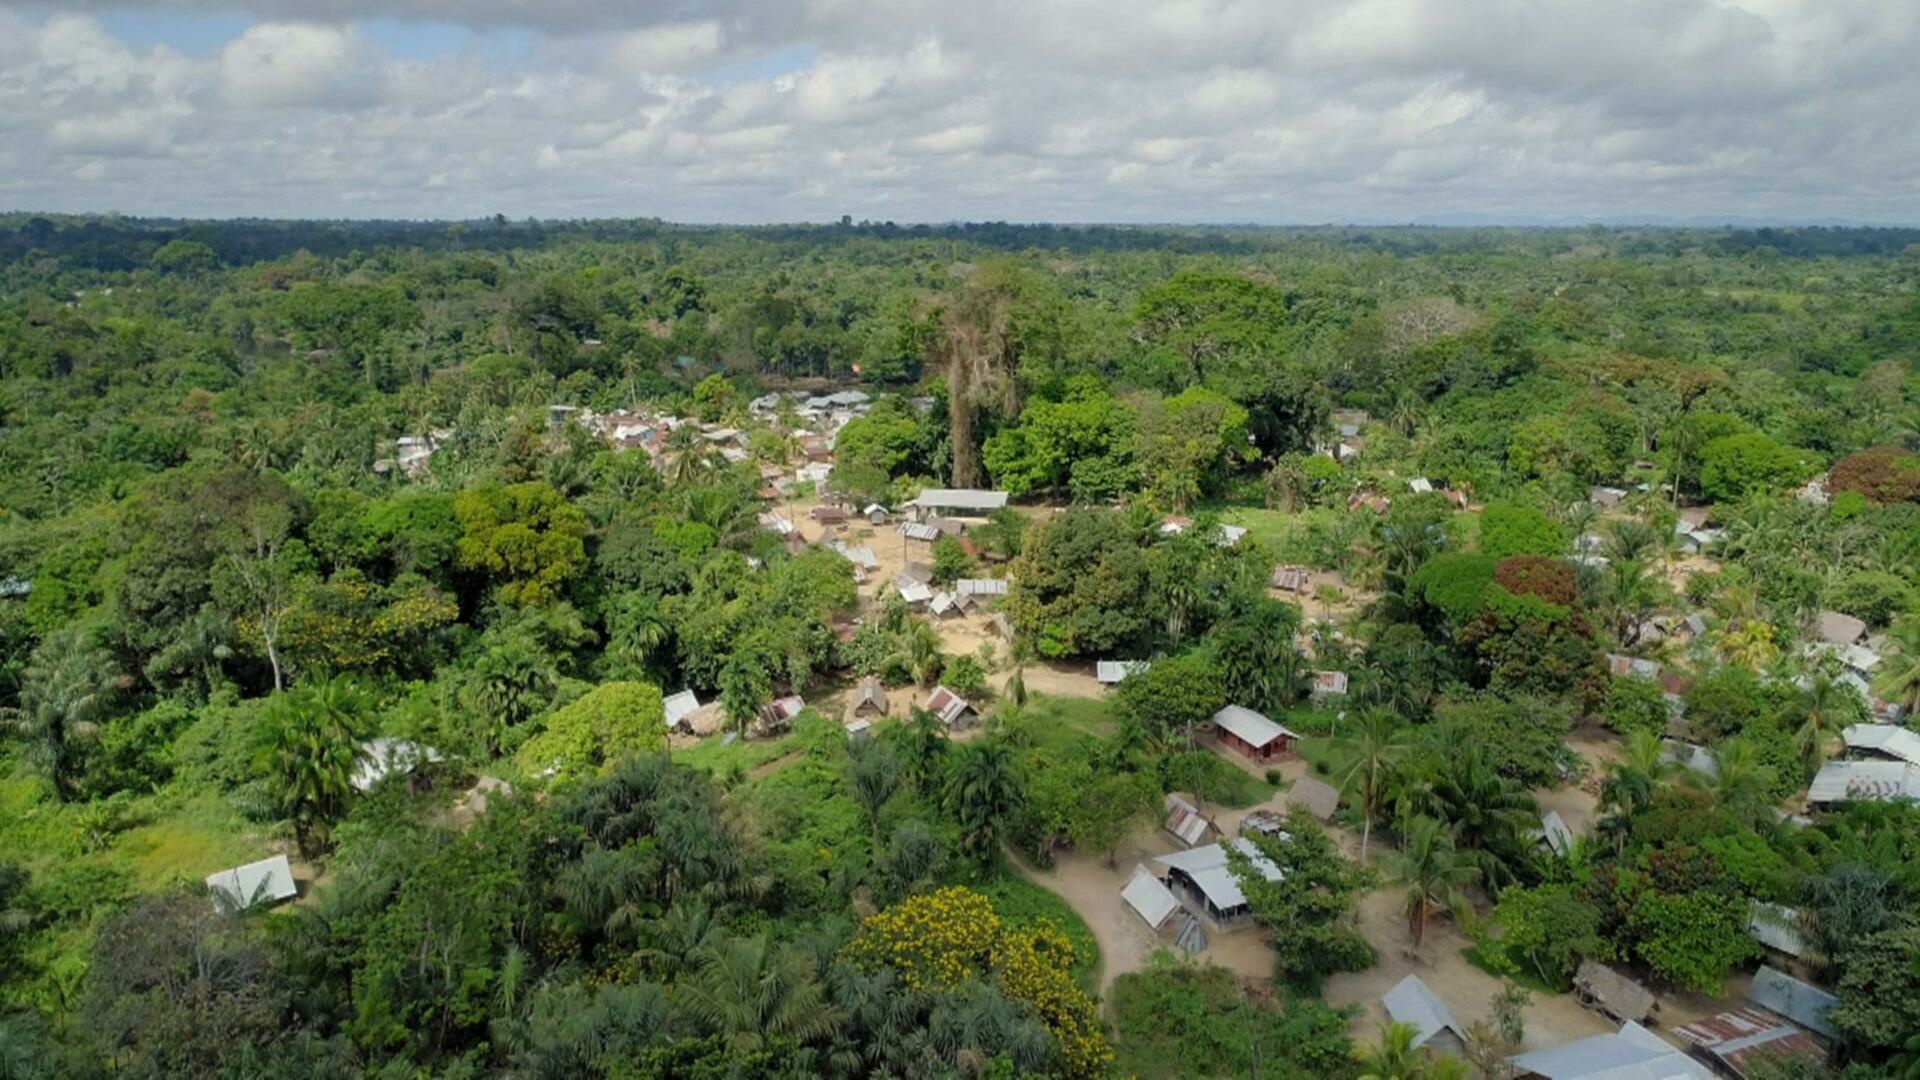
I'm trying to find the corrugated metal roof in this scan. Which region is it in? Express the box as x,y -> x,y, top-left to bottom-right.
908,489 -> 1009,512
1747,966 -> 1838,1039
1097,660 -> 1150,684
1122,865 -> 1182,930
1383,975 -> 1466,1050
1807,759 -> 1920,803
206,854 -> 297,910
1211,705 -> 1294,749
664,690 -> 701,727
1539,811 -> 1575,857
1673,1005 -> 1825,1078
1509,1022 -> 1709,1080
1748,901 -> 1810,959
1843,723 -> 1920,766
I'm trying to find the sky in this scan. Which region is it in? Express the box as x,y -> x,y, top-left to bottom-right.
2,0 -> 1917,224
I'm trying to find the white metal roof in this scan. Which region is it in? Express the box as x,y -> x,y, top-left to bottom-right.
1844,723 -> 1920,765
1807,759 -> 1920,803
1539,811 -> 1575,856
1508,1023 -> 1710,1080
664,690 -> 701,727
1383,975 -> 1467,1050
351,737 -> 442,792
1211,705 -> 1294,749
1121,865 -> 1182,931
1408,478 -> 1434,493
956,578 -> 1009,596
895,577 -> 933,604
908,488 -> 1009,512
1748,966 -> 1838,1038
1153,838 -> 1282,909
206,854 -> 297,910
898,521 -> 943,542
1097,660 -> 1150,684
1748,901 -> 1810,959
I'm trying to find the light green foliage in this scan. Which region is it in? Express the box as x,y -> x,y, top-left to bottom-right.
1698,433 -> 1818,502
1623,888 -> 1759,994
453,482 -> 590,606
1602,675 -> 1670,737
1410,552 -> 1499,624
518,681 -> 666,779
930,535 -> 974,586
691,373 -> 738,422
1115,652 -> 1227,750
1134,388 -> 1254,512
1485,884 -> 1608,989
1478,503 -> 1566,559
982,380 -> 1137,499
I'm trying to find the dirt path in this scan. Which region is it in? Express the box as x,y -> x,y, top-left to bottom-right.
748,750 -> 803,781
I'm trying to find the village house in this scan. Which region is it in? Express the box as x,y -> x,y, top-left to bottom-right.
1382,976 -> 1468,1057
1573,960 -> 1656,1024
1674,1005 -> 1827,1079
852,676 -> 888,718
1842,723 -> 1920,766
1806,759 -> 1920,805
1210,705 -> 1299,762
925,686 -> 977,730
756,695 -> 806,734
1149,838 -> 1283,930
1510,1023 -> 1709,1080
903,488 -> 1009,521
1311,670 -> 1350,701
1287,775 -> 1342,821
1271,565 -> 1311,593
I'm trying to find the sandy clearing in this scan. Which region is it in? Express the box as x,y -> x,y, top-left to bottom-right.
1324,888 -> 1615,1053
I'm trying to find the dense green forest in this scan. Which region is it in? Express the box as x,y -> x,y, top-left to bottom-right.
0,216 -> 1917,1078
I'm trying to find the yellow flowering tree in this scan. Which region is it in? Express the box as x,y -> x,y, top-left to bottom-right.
842,886 -> 1115,1078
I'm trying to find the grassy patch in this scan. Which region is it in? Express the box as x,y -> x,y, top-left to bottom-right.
978,873 -> 1101,993
1005,693 -> 1117,752
673,728 -> 802,779
1111,954 -> 1355,1079
1165,750 -> 1277,809
114,794 -> 266,892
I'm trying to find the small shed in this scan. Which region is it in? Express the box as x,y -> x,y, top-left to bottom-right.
664,690 -> 703,731
1589,485 -> 1628,508
893,574 -> 933,607
1383,975 -> 1468,1056
1814,611 -> 1867,647
1096,660 -> 1150,685
1211,705 -> 1298,762
351,737 -> 442,792
1271,566 -> 1311,593
1574,960 -> 1656,1024
757,695 -> 805,733
1749,901 -> 1811,960
926,686 -> 977,730
853,676 -> 888,717
928,591 -> 960,618
1288,775 -> 1341,821
1121,864 -> 1184,935
1409,478 -> 1435,494
1163,793 -> 1218,848
206,854 -> 298,911
844,718 -> 873,740
1311,670 -> 1350,700
1537,810 -> 1575,857
863,504 -> 891,525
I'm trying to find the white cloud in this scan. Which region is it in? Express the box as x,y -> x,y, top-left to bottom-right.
608,21 -> 725,73
218,23 -> 376,108
1,2 -> 1917,222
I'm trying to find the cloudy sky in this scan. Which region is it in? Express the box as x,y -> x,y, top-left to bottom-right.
2,0 -> 1916,223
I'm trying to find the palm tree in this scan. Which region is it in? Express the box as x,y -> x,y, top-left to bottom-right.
5,628 -> 117,803
1717,619 -> 1780,669
1386,815 -> 1479,949
253,676 -> 370,857
847,738 -> 903,838
1789,672 -> 1856,776
1703,739 -> 1777,826
888,620 -> 946,688
944,741 -> 1022,865
1355,1021 -> 1465,1079
1597,730 -> 1680,852
1873,617 -> 1920,716
468,635 -> 556,754
606,593 -> 671,679
1410,752 -> 1540,891
1333,709 -> 1413,861
681,934 -> 841,1052
663,423 -> 714,487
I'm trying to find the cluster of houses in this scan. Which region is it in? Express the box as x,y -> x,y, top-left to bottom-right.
1372,959 -> 1839,1079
